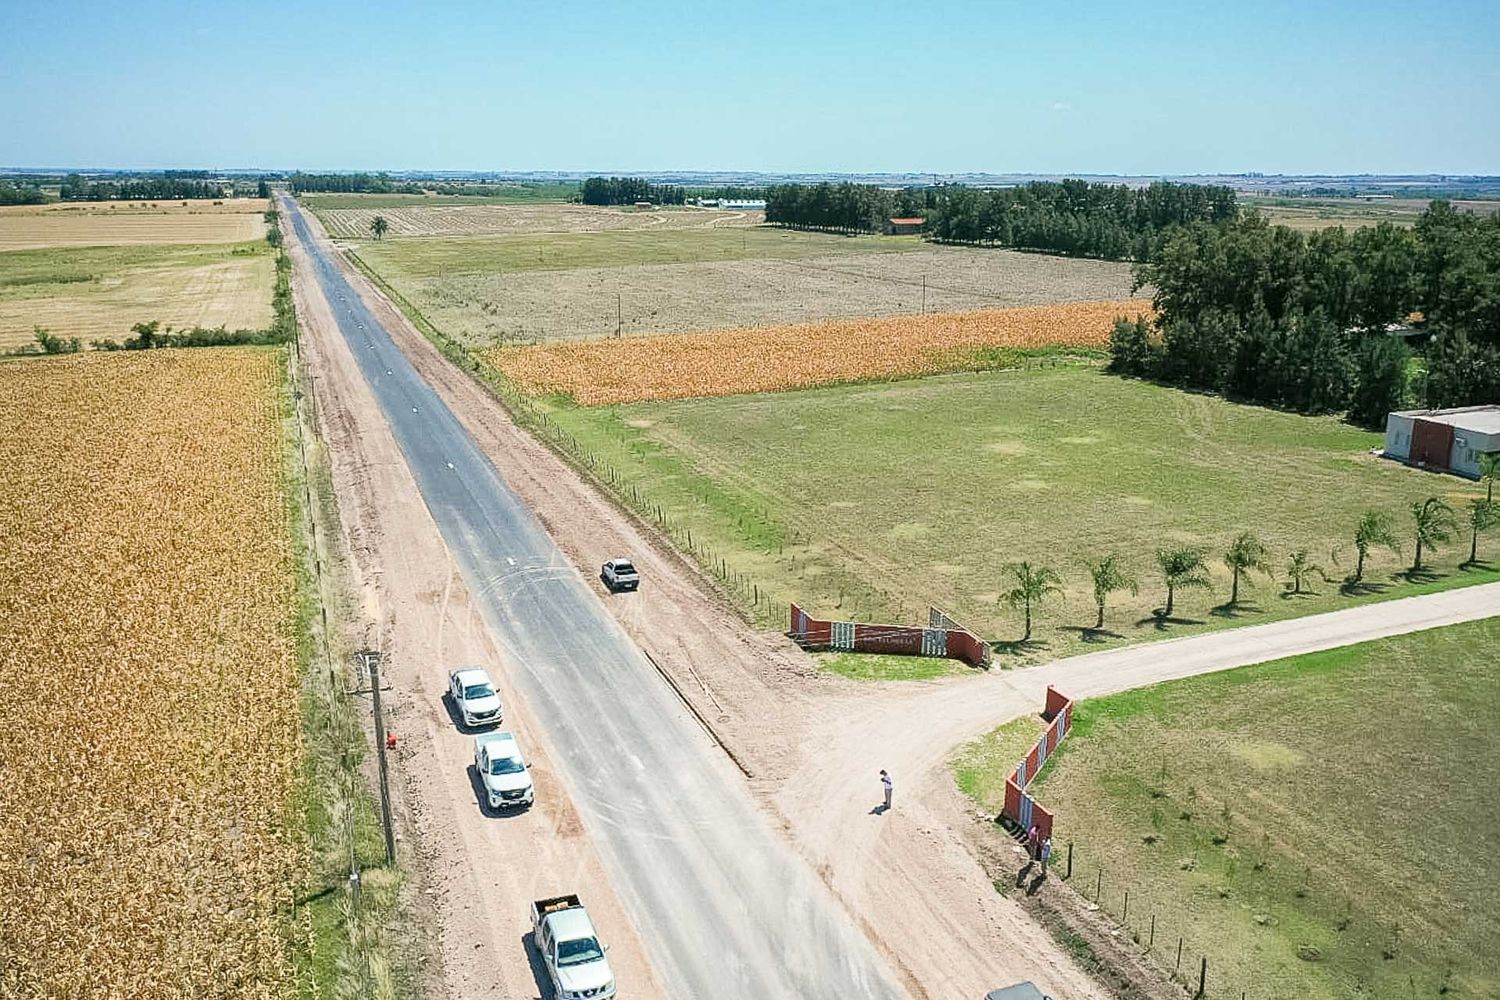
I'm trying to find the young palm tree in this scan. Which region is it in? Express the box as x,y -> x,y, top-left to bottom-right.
1283,548 -> 1326,595
1409,496 -> 1457,572
1350,510 -> 1401,583
1085,554 -> 1138,629
1464,498 -> 1497,567
1479,452 -> 1500,504
369,215 -> 390,240
1155,546 -> 1209,618
1223,532 -> 1272,607
1001,561 -> 1063,642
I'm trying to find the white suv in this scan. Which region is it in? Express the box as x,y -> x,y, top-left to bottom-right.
448,667 -> 502,728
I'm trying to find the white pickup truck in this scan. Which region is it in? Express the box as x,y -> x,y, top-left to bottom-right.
473,731 -> 534,810
531,894 -> 617,1000
447,666 -> 502,728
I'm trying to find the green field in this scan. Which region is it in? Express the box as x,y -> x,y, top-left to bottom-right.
299,185 -> 577,209
355,226 -> 916,277
954,619 -> 1500,1000
546,366 -> 1498,659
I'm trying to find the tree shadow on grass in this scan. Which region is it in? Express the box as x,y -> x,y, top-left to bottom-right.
1136,613 -> 1206,631
1210,601 -> 1264,619
1401,566 -> 1449,585
1279,588 -> 1320,600
1461,559 -> 1495,572
1339,579 -> 1391,597
1059,625 -> 1125,644
992,638 -> 1050,658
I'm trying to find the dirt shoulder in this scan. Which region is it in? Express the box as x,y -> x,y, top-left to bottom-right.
286,209 -> 664,1000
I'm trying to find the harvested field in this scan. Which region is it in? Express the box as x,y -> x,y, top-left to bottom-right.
373,243 -> 1137,344
955,619 -> 1500,1000
0,199 -> 267,250
0,242 -> 275,349
299,185 -> 577,209
315,201 -> 752,239
0,350 -> 305,997
490,299 -> 1148,403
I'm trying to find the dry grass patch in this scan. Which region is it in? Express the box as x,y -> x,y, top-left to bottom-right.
490,298 -> 1149,403
316,202 -> 752,240
0,349 -> 305,997
0,242 -> 275,349
0,199 -> 267,250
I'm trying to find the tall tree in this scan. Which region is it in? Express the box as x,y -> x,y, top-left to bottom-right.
1155,547 -> 1209,618
369,215 -> 389,240
1409,496 -> 1458,572
1350,510 -> 1401,583
1001,562 -> 1063,642
1223,532 -> 1272,607
1085,554 -> 1138,629
1464,498 -> 1498,567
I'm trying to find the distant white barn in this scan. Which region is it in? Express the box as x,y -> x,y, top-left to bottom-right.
1384,405 -> 1500,479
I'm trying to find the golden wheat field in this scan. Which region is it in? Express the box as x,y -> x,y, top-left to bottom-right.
489,298 -> 1152,404
0,350 -> 305,998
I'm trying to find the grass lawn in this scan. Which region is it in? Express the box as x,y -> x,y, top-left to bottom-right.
354,226 -> 917,278
953,618 -> 1500,1000
545,366 -> 1499,659
818,651 -> 973,681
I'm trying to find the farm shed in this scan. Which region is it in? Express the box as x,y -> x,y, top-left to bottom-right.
1384,405 -> 1500,479
886,216 -> 926,235
720,199 -> 766,211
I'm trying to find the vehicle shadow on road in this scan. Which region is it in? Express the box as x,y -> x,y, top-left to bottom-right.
441,691 -> 499,735
521,931 -> 553,999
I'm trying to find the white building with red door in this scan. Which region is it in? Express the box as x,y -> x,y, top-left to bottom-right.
1384,405 -> 1500,479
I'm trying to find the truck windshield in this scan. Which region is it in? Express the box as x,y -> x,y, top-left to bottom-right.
488,755 -> 525,775
464,684 -> 495,700
557,936 -> 604,967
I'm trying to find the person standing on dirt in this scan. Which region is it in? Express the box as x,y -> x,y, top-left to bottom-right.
1027,824 -> 1040,861
1040,835 -> 1053,876
879,769 -> 893,812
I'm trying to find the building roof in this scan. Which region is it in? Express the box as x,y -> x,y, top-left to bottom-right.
1394,404 -> 1500,435
888,217 -> 926,225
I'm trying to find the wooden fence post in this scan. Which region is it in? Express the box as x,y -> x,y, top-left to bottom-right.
1196,956 -> 1206,998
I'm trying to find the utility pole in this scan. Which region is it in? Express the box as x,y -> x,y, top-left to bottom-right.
359,650 -> 397,865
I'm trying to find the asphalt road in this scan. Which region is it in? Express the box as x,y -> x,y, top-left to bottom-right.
282,197 -> 904,1000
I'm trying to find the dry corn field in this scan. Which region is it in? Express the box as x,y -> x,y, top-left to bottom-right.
490,297 -> 1152,403
0,351 -> 306,998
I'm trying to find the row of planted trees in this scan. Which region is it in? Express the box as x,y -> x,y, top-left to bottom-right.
998,470 -> 1498,644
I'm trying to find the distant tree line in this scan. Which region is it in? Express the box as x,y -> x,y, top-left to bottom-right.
1110,202 -> 1500,422
0,181 -> 48,205
579,177 -> 686,206
925,180 -> 1237,259
688,185 -> 765,201
287,172 -> 423,195
59,173 -> 236,201
764,182 -> 932,233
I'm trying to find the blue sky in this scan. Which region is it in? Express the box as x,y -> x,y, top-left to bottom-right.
2,0 -> 1497,174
